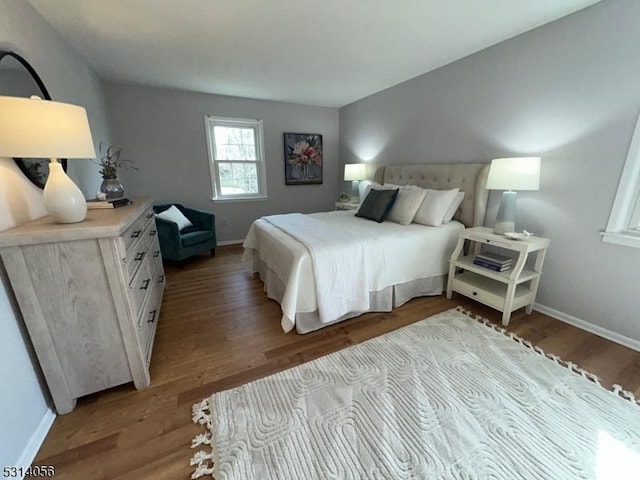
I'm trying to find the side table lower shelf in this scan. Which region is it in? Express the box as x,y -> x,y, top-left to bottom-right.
451,271 -> 534,313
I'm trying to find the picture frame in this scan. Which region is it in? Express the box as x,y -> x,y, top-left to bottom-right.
283,132 -> 323,185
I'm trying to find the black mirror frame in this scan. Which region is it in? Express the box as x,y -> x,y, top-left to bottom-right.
0,50 -> 67,189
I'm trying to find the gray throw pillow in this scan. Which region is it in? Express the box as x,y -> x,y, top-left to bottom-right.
355,188 -> 399,223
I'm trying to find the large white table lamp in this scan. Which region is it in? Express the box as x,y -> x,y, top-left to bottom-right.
344,163 -> 366,203
486,157 -> 540,235
0,95 -> 96,223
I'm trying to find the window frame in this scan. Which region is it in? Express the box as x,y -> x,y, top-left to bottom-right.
602,111 -> 640,248
204,115 -> 268,202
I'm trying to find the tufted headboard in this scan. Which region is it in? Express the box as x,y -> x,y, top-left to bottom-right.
373,163 -> 490,227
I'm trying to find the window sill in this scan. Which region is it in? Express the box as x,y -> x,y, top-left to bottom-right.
212,196 -> 268,204
601,231 -> 640,249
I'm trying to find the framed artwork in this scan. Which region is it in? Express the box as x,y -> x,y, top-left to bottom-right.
283,132 -> 323,185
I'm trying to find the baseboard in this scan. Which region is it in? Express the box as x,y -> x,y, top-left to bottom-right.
16,407 -> 56,474
217,239 -> 245,246
534,303 -> 640,353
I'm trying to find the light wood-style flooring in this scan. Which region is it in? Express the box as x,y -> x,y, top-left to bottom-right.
34,245 -> 640,479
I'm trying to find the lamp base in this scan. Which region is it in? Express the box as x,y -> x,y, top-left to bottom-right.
43,160 -> 87,223
350,180 -> 360,204
493,191 -> 517,235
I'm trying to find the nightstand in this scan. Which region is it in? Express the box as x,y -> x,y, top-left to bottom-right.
446,227 -> 550,326
335,202 -> 359,211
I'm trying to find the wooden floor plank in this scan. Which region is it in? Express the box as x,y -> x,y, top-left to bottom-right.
33,244 -> 640,478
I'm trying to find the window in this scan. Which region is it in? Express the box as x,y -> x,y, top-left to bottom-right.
602,112 -> 640,248
205,116 -> 267,201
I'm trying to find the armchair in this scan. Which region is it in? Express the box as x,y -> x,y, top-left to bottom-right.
153,204 -> 217,262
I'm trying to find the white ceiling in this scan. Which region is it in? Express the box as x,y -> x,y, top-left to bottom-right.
29,0 -> 599,107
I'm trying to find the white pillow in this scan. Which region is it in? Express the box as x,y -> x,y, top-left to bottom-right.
362,182 -> 394,201
413,188 -> 460,227
443,192 -> 465,223
385,185 -> 428,226
358,180 -> 372,201
155,205 -> 193,231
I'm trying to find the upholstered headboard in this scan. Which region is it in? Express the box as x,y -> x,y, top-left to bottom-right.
373,163 -> 490,227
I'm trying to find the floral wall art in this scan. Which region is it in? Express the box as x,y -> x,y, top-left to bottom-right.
283,132 -> 323,185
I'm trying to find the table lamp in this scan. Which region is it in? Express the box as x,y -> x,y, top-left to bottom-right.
486,157 -> 540,235
344,163 -> 366,203
0,95 -> 96,223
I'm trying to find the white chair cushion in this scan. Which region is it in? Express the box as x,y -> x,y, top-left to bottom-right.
155,205 -> 193,231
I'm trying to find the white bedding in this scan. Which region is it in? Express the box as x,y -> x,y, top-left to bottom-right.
243,210 -> 464,332
263,214 -> 370,324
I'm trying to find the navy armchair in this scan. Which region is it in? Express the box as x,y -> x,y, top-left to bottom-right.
153,204 -> 216,262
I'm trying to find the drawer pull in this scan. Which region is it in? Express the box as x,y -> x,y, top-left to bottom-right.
153,250 -> 160,258
134,251 -> 146,262
146,212 -> 154,219
472,291 -> 478,296
131,230 -> 142,238
158,275 -> 165,283
149,229 -> 157,236
148,309 -> 157,323
140,278 -> 151,290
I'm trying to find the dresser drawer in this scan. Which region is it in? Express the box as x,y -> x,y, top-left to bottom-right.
125,213 -> 156,281
129,254 -> 153,317
137,261 -> 165,362
129,229 -> 163,314
123,207 -> 154,252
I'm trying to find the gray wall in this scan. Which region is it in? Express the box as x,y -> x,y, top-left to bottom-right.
340,0 -> 640,341
0,1 -> 111,467
104,83 -> 340,242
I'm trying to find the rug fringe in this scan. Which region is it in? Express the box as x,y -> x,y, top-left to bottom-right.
454,306 -> 640,407
191,397 -> 215,479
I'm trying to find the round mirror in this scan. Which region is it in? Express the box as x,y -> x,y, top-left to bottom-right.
0,50 -> 67,188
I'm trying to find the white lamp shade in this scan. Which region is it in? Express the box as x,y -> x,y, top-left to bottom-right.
486,157 -> 541,191
0,96 -> 95,224
0,96 -> 96,159
344,163 -> 366,181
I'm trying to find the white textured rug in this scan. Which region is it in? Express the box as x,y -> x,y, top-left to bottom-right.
191,308 -> 640,479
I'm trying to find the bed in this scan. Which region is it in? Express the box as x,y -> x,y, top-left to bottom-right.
243,163 -> 490,333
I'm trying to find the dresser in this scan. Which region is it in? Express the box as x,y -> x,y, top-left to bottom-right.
0,197 -> 165,414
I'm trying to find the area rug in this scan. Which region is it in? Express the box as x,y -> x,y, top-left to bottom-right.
191,307 -> 640,479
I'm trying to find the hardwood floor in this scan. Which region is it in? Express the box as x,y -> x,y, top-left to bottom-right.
34,245 -> 640,479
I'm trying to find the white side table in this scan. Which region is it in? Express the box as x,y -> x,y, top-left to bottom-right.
446,227 -> 550,326
335,202 -> 359,211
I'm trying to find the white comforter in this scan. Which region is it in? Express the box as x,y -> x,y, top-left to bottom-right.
243,211 -> 463,332
264,214 -> 370,324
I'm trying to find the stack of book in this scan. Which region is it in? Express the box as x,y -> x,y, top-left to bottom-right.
473,252 -> 513,272
87,198 -> 132,209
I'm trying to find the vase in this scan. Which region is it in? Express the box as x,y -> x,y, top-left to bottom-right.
100,177 -> 125,201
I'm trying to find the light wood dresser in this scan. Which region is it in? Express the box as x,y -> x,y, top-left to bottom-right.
0,197 -> 165,414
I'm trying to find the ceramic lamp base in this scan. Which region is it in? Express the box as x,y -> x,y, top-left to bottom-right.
493,190 -> 517,235
351,180 -> 360,204
43,160 -> 87,223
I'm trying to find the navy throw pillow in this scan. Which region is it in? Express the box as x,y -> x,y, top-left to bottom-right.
355,188 -> 399,223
